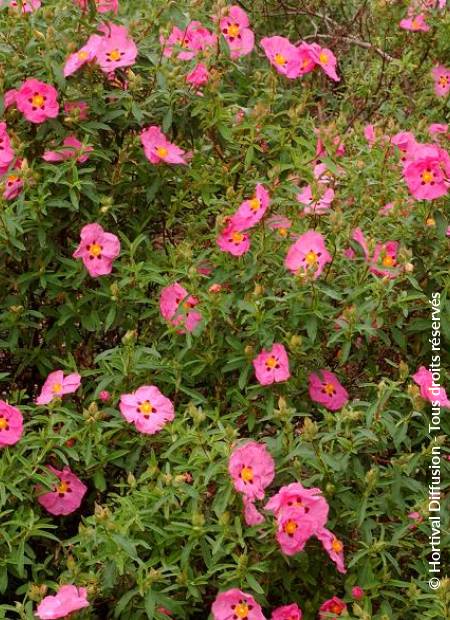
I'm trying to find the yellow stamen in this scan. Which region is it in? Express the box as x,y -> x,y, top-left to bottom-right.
382,255 -> 395,267
156,146 -> 168,159
235,603 -> 249,619
249,197 -> 260,212
421,170 -> 434,183
108,49 -> 121,61
57,480 -> 69,494
231,231 -> 244,243
0,418 -> 7,430
319,52 -> 329,64
331,604 -> 343,615
52,383 -> 62,394
323,382 -> 335,396
139,402 -> 153,415
278,227 -> 288,237
89,243 -> 102,257
284,519 -> 298,535
305,250 -> 318,266
332,538 -> 343,553
32,94 -> 44,107
241,466 -> 253,482
274,53 -> 286,66
265,356 -> 278,369
78,51 -> 89,61
227,24 -> 240,38
7,175 -> 18,184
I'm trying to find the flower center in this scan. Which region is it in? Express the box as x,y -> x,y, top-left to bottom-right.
438,76 -> 448,86
319,52 -> 328,64
52,382 -> 63,394
78,51 -> 89,61
57,480 -> 69,494
274,53 -> 286,66
421,170 -> 434,184
89,243 -> 102,257
332,538 -> 343,553
249,197 -> 260,212
302,58 -> 312,69
7,175 -> 18,184
240,466 -> 254,482
411,19 -> 420,30
305,250 -> 318,266
265,356 -> 278,369
139,401 -> 154,416
32,94 -> 45,107
331,604 -> 343,615
0,417 -> 8,430
231,231 -> 244,243
234,603 -> 249,618
323,382 -> 336,396
108,49 -> 122,61
278,227 -> 288,237
284,519 -> 298,535
227,23 -> 240,38
156,146 -> 168,158
382,255 -> 395,267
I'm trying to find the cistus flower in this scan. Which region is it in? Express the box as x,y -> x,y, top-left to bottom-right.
159,282 -> 202,333
267,214 -> 292,237
141,126 -> 188,165
2,169 -> 23,200
10,0 -> 41,12
37,466 -> 87,516
308,370 -> 349,411
42,135 -> 93,164
399,13 -> 430,31
217,223 -> 251,256
74,0 -> 119,13
95,23 -> 138,73
73,223 -> 121,278
316,528 -> 347,573
119,385 -> 175,435
297,185 -> 335,215
63,34 -> 102,77
412,366 -> 450,408
260,36 -> 302,79
228,441 -> 275,501
402,142 -> 450,200
243,496 -> 265,526
15,78 -> 59,124
265,482 -> 329,530
64,100 -> 89,120
308,43 -> 340,81
252,343 -> 290,386
230,184 -> 270,230
186,63 -> 209,87
0,400 -> 24,448
211,588 -> 266,620
160,22 -> 217,60
275,506 -> 317,555
285,230 -> 332,279
351,228 -> 400,278
318,597 -> 347,619
0,122 -> 15,174
432,65 -> 450,97
220,5 -> 255,58
36,370 -> 81,405
35,584 -> 89,619
271,603 -> 302,620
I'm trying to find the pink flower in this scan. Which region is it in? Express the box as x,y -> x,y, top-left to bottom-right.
316,528 -> 347,573
318,597 -> 347,619
285,230 -> 332,279
308,44 -> 340,81
315,131 -> 345,158
186,63 -> 209,87
10,0 -> 41,12
308,370 -> 348,411
276,506 -> 317,555
15,78 -> 59,124
228,441 -> 275,501
412,366 -> 450,408
400,13 -> 430,31
95,23 -> 138,73
296,42 -> 317,75
243,497 -> 265,526
253,343 -> 290,386
72,223 -> 120,278
267,214 -> 292,237
75,0 -> 118,12
4,89 -> 18,109
64,101 -> 89,120
403,143 -> 450,200
364,124 -> 376,146
0,400 -> 24,448
37,466 -> 87,516
141,125 -> 187,165
379,202 -> 395,215
297,185 -> 334,215
352,228 -> 400,278
271,603 -> 302,620
161,22 -> 217,60
119,385 -> 175,435
36,584 -> 89,620
212,589 -> 266,620
2,170 -> 23,200
391,131 -> 417,154
230,184 -> 270,230
217,223 -> 251,256
36,370 -> 81,405
0,122 -> 15,175
432,65 -> 450,97
265,482 -> 329,529
351,587 -> 365,600
428,123 -> 449,139
99,390 -> 110,402
43,135 -> 93,164
159,282 -> 202,333
63,34 -> 102,78
220,5 -> 255,58
260,36 -> 302,79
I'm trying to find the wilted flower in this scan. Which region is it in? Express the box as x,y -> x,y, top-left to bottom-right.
159,282 -> 202,333
36,370 -> 81,405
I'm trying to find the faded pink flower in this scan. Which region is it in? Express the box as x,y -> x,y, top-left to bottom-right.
217,223 -> 251,256
220,5 -> 255,58
271,603 -> 302,620
228,441 -> 275,501
308,43 -> 340,81
400,13 -> 430,31
379,202 -> 395,215
119,385 -> 175,435
297,185 -> 334,215
160,282 -> 202,333
230,184 -> 270,230
161,22 -> 217,60
37,466 -> 87,516
73,223 -> 120,278
265,482 -> 329,529
315,131 -> 345,158
267,214 -> 292,237
63,34 -> 102,77
2,170 -> 23,200
316,528 -> 347,574
75,0 -> 118,12
243,496 -> 265,526
403,142 -> 450,200
296,42 -> 316,75
43,135 -> 93,163
0,122 -> 15,175
260,36 -> 302,79
15,78 -> 59,124
391,131 -> 417,155
0,400 -> 23,448
64,100 -> 89,120
95,23 -> 138,73
141,125 -> 187,165
212,589 -> 266,620
318,597 -> 347,619
10,0 -> 41,12
412,366 -> 450,408
309,370 -> 348,411
285,230 -> 332,279
253,343 -> 290,386
428,123 -> 449,139
186,63 -> 209,87
4,89 -> 18,109
432,65 -> 450,97
276,506 -> 317,555
364,124 -> 376,146
36,584 -> 89,620
351,587 -> 365,600
352,228 -> 400,278
36,370 -> 81,405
